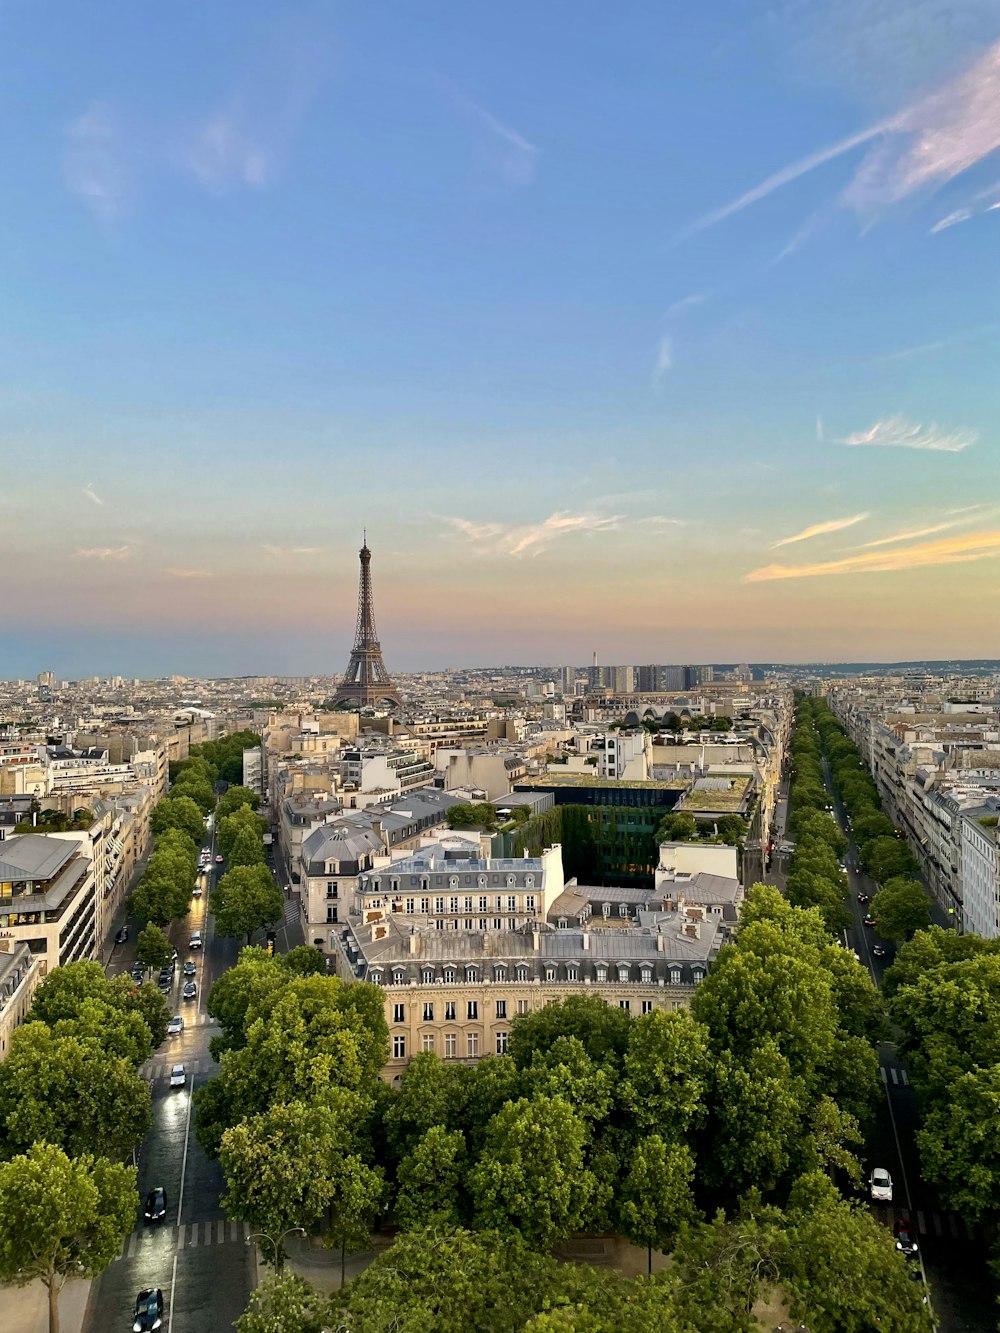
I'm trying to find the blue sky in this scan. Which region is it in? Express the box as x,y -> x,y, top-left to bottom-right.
3,1 -> 1000,677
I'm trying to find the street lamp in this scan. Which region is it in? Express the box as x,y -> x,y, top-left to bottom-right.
246,1226 -> 306,1271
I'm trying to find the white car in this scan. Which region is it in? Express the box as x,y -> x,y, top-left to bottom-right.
169,1064 -> 186,1088
869,1167 -> 893,1202
166,1016 -> 184,1036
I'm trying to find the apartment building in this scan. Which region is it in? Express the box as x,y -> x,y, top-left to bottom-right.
958,802 -> 1000,939
330,908 -> 721,1079
0,834 -> 98,969
0,941 -> 40,1060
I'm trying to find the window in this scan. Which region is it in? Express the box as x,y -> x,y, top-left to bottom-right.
641,1000 -> 654,1014
507,895 -> 517,912
618,965 -> 630,983
479,895 -> 488,911
449,896 -> 459,913
669,968 -> 681,985
496,1031 -> 508,1055
493,918 -> 502,932
467,967 -> 478,983
619,904 -> 628,917
525,894 -> 536,911
444,968 -> 456,984
371,971 -> 384,986
692,968 -> 705,984
495,966 -> 506,982
434,897 -> 445,913
421,968 -> 434,984
567,965 -> 578,981
525,875 -> 535,888
465,919 -> 474,931
479,919 -> 487,931
517,999 -> 530,1015
467,1001 -> 478,1020
420,898 -> 429,913
467,1032 -> 479,1057
641,966 -> 653,984
602,903 -> 611,918
619,999 -> 630,1012
405,898 -> 414,913
596,966 -> 608,983
444,1001 -> 456,1021
392,969 -> 405,985
464,896 -> 473,911
393,1003 -> 405,1023
557,918 -> 567,929
516,965 -> 529,982
422,1033 -> 436,1053
392,1035 -> 406,1059
495,999 -> 507,1019
326,884 -> 338,899
435,919 -> 444,931
422,1002 -> 434,1022
326,906 -> 338,923
545,966 -> 556,982
450,919 -> 459,931
444,1032 -> 457,1058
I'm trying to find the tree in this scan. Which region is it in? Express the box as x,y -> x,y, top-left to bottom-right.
0,1143 -> 136,1333
28,961 -> 166,1052
151,795 -> 205,845
520,1036 -> 616,1124
136,922 -> 173,973
206,947 -> 289,1055
282,946 -> 326,977
469,1095 -> 594,1247
170,776 -> 216,815
217,785 -> 262,820
220,1098 -> 361,1260
446,802 -> 497,830
508,994 -> 633,1069
229,826 -> 266,868
394,1126 -> 467,1230
917,1064 -> 1000,1224
619,1135 -> 695,1273
871,878 -> 931,942
382,1053 -> 463,1160
50,998 -> 153,1068
218,806 -> 266,858
236,1272 -> 334,1333
860,836 -> 917,885
124,982 -> 171,1048
28,961 -> 118,1025
212,865 -> 284,944
0,1025 -> 151,1161
656,812 -> 699,843
620,1008 -> 710,1140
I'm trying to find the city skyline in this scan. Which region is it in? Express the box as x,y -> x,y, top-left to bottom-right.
4,2 -> 999,675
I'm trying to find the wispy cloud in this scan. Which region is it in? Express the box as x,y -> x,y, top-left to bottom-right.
747,530 -> 1000,583
76,545 -> 132,561
929,178 -> 1000,234
949,502 -> 993,515
679,40 -> 1000,238
839,415 -> 976,452
772,513 -> 870,549
261,544 -> 323,558
860,521 -> 962,548
444,81 -> 539,189
636,515 -> 687,530
874,325 -> 1000,362
663,294 -> 706,320
165,567 -> 212,578
82,482 -> 104,507
448,511 -> 622,558
816,414 -> 825,443
652,336 -> 673,387
63,103 -> 130,223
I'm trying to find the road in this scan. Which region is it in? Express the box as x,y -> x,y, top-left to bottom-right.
822,758 -> 995,1333
87,822 -> 253,1333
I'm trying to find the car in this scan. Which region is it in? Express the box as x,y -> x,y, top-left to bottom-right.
183,960 -> 196,976
869,1167 -> 893,1202
133,1288 -> 164,1332
863,913 -> 876,927
873,944 -> 886,958
182,981 -> 197,1000
157,971 -> 172,992
192,882 -> 203,897
166,1015 -> 184,1036
857,893 -> 870,904
130,964 -> 146,983
169,1063 -> 186,1088
894,1217 -> 919,1259
189,931 -> 202,949
216,854 -> 224,863
115,926 -> 129,945
201,846 -> 211,857
143,1187 -> 167,1223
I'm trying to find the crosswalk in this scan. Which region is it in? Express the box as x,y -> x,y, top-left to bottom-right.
880,1065 -> 909,1086
871,1203 -> 973,1242
119,1219 -> 250,1260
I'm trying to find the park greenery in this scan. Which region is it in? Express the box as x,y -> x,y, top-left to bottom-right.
655,810 -> 748,846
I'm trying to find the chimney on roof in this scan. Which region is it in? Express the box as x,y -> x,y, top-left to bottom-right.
532,928 -> 540,953
656,931 -> 665,952
683,920 -> 700,940
408,927 -> 419,956
581,928 -> 590,951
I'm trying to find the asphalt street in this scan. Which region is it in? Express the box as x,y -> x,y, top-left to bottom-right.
87,822 -> 253,1333
822,758 -> 995,1333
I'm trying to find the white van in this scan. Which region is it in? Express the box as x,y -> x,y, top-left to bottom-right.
192,881 -> 203,898
189,930 -> 202,950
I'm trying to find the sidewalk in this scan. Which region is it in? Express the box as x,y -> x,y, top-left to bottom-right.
279,1234 -> 393,1294
1,1277 -> 92,1333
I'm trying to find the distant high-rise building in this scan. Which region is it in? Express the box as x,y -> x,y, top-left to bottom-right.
611,665 -> 636,694
658,666 -> 687,691
636,665 -> 657,692
687,665 -> 714,686
36,671 -> 55,688
331,539 -> 403,710
558,665 -> 576,696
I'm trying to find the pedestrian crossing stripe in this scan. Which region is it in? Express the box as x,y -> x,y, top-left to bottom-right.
879,1065 -> 911,1087
872,1204 -> 973,1242
119,1219 -> 249,1259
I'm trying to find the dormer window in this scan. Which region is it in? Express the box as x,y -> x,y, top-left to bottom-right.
421,968 -> 434,984
467,967 -> 478,983
516,965 -> 529,982
669,968 -> 681,985
495,966 -> 506,982
392,969 -> 406,986
444,967 -> 456,984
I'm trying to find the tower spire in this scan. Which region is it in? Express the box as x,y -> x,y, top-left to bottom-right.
331,539 -> 403,710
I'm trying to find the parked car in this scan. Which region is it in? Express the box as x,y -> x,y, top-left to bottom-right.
189,931 -> 202,950
143,1187 -> 167,1223
166,1015 -> 184,1036
869,1167 -> 893,1202
114,926 -> 129,945
182,981 -> 197,1000
130,964 -> 145,983
133,1288 -> 164,1332
169,1064 -> 186,1088
157,970 -> 172,993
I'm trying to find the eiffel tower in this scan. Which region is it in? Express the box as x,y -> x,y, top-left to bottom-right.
331,537 -> 403,710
